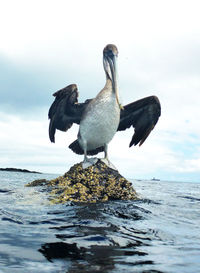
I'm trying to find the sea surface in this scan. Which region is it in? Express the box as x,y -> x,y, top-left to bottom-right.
0,170 -> 199,273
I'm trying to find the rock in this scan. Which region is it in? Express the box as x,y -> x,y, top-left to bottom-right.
26,160 -> 138,203
26,179 -> 48,187
0,167 -> 41,174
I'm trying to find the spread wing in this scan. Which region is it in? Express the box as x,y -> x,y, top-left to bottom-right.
118,95 -> 161,147
48,84 -> 90,142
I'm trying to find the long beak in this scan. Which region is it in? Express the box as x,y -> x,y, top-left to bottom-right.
107,55 -> 123,110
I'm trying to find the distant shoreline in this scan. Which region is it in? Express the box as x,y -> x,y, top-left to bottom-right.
0,168 -> 42,174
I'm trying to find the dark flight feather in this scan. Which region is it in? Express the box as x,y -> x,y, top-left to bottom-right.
48,84 -> 91,142
69,139 -> 104,155
118,95 -> 161,146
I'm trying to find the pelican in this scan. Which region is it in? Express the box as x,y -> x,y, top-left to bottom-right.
48,44 -> 161,168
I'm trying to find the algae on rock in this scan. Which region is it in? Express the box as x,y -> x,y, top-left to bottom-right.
26,160 -> 137,203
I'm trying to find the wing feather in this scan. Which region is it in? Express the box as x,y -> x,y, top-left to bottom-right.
118,96 -> 161,147
48,84 -> 90,142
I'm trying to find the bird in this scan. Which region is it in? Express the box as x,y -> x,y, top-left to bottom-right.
48,44 -> 161,169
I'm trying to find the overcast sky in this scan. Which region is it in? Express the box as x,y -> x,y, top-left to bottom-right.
0,0 -> 200,182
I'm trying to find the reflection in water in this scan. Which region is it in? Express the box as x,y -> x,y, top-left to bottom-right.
39,201 -> 162,273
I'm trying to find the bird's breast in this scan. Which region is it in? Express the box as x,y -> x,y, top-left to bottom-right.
79,93 -> 120,150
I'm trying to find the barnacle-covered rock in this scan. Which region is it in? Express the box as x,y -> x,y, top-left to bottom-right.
26,160 -> 137,203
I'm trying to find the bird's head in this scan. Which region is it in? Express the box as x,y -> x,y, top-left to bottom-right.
103,44 -> 122,109
103,44 -> 118,81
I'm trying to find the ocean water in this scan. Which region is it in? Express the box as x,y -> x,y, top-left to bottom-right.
0,170 -> 200,273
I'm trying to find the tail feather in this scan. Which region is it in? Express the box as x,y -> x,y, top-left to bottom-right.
69,140 -> 84,155
69,140 -> 104,156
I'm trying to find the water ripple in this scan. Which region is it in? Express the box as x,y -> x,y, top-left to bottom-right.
0,172 -> 200,272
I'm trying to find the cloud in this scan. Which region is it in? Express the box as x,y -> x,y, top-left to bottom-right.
0,57 -> 51,113
0,111 -> 80,173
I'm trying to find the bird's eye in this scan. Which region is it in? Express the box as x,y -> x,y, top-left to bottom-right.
108,49 -> 114,57
105,49 -> 114,58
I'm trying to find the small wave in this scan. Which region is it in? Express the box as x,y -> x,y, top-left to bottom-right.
178,195 -> 200,202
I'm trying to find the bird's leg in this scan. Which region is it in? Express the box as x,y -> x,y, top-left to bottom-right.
100,144 -> 117,170
82,140 -> 90,168
103,143 -> 111,165
104,143 -> 109,161
83,142 -> 88,163
82,139 -> 97,169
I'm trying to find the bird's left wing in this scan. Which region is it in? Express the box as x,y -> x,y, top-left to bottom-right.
48,84 -> 90,142
118,95 -> 161,147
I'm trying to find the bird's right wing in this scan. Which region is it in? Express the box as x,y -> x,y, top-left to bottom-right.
48,84 -> 90,142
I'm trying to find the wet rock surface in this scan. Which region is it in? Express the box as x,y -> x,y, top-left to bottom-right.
26,160 -> 137,203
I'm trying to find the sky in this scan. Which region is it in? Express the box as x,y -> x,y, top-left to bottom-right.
0,0 -> 200,182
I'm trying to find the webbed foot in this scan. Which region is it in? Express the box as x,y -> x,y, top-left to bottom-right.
100,158 -> 117,170
82,157 -> 98,169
